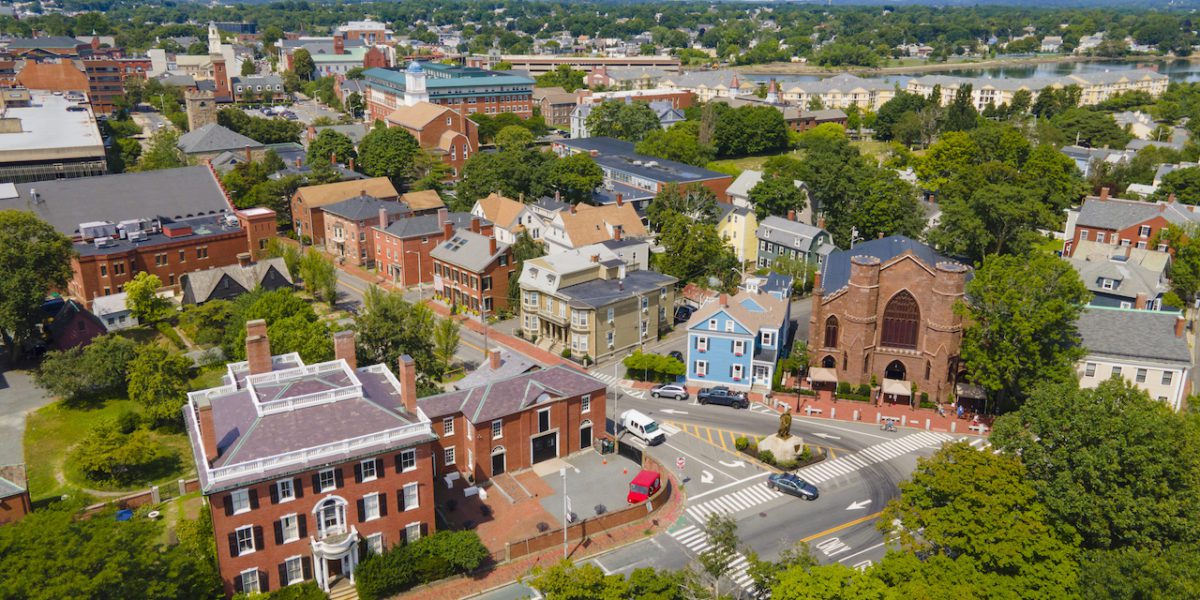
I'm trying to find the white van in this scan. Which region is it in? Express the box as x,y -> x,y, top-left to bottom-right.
619,410 -> 666,445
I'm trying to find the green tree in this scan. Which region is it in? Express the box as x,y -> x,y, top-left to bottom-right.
635,121 -> 715,167
746,541 -> 817,598
1021,143 -> 1087,212
656,211 -> 738,289
507,232 -> 546,309
534,64 -> 585,92
992,378 -> 1200,552
1050,108 -> 1131,149
127,345 -> 192,429
585,100 -> 661,143
527,561 -> 629,600
264,238 -> 304,281
306,129 -> 357,165
267,314 -> 333,363
543,153 -> 603,203
693,512 -> 742,598
1153,166 -> 1200,204
0,211 -> 73,357
915,131 -> 981,193
355,286 -> 438,387
432,317 -> 460,379
291,48 -> 315,80
71,419 -> 172,485
34,334 -> 138,403
849,169 -> 927,241
494,125 -> 534,151
357,125 -> 421,185
645,183 -> 720,231
125,272 -> 172,323
748,173 -> 807,221
956,252 -> 1089,411
942,83 -> 979,132
456,148 -> 554,204
299,248 -> 338,305
771,563 -> 888,600
221,289 -> 323,361
240,59 -> 256,76
929,181 -> 1050,262
872,91 -> 928,141
880,442 -> 1080,599
135,128 -> 185,171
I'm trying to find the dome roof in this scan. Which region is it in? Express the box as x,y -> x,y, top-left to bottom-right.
405,61 -> 424,74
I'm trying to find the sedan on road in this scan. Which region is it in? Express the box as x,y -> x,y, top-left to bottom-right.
697,386 -> 749,409
650,383 -> 689,400
767,473 -> 819,500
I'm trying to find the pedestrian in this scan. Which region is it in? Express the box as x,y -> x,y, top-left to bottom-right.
957,404 -> 964,419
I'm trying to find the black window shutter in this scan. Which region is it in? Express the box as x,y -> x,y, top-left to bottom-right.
278,563 -> 288,587
354,462 -> 363,484
222,494 -> 233,516
394,453 -> 403,474
248,488 -> 259,510
227,532 -> 238,557
302,557 -> 313,580
334,468 -> 345,489
233,572 -> 243,594
294,478 -> 304,499
375,458 -> 384,476
397,489 -> 405,512
269,483 -> 279,504
259,570 -> 269,593
311,473 -> 321,492
273,520 -> 284,545
379,493 -> 388,517
253,525 -> 264,551
356,498 -> 365,522
297,514 -> 308,538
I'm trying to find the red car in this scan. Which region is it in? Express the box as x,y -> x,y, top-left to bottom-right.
627,469 -> 662,504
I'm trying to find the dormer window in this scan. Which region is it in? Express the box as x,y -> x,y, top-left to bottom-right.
1101,278 -> 1115,290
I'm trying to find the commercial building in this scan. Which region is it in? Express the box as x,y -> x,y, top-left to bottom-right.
0,90 -> 107,183
1076,307 -> 1192,411
0,166 -> 276,306
466,54 -> 680,76
518,243 -> 676,361
231,74 -> 285,102
418,366 -> 606,481
384,101 -> 478,178
185,323 -> 438,595
363,61 -> 534,123
430,227 -> 516,314
809,236 -> 971,403
373,210 -> 492,287
291,178 -> 399,246
685,274 -> 793,391
552,137 -> 734,202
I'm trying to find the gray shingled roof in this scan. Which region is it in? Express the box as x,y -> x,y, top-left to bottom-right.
820,235 -> 967,294
452,348 -> 538,391
1077,307 -> 1192,366
430,229 -> 508,272
377,211 -> 481,238
323,196 -> 412,221
0,475 -> 24,497
419,365 -> 604,424
756,216 -> 830,253
5,166 -> 231,237
558,269 -> 676,309
1075,197 -> 1200,230
181,258 -> 293,302
177,123 -> 264,155
1067,255 -> 1166,301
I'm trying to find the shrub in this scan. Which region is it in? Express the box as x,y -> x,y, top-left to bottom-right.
235,581 -> 326,599
777,459 -> 798,470
734,436 -> 749,451
836,382 -> 851,395
561,348 -> 572,358
622,350 -> 686,383
355,531 -> 488,600
920,392 -> 930,404
156,321 -> 186,350
115,410 -> 141,434
758,449 -> 776,465
71,420 -> 178,486
856,383 -> 871,397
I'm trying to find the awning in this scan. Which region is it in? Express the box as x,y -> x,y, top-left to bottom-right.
956,382 -> 986,400
810,367 -> 838,384
882,379 -> 911,397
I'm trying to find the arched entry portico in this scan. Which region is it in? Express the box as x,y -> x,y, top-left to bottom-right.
884,360 -> 907,381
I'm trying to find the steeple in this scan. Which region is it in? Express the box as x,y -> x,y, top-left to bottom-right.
403,61 -> 429,106
207,22 -> 221,55
765,78 -> 779,104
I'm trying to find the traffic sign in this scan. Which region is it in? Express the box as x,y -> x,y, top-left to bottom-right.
676,457 -> 686,470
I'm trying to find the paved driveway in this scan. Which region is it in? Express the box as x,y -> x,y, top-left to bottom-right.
0,362 -> 53,465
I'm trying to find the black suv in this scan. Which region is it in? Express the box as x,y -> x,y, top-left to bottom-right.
697,386 -> 749,409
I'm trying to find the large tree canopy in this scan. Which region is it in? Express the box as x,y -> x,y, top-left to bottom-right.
0,211 -> 74,356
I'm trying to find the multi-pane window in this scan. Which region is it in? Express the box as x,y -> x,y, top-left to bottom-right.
403,483 -> 419,510
733,340 -> 746,356
231,489 -> 250,514
281,514 -> 299,542
443,416 -> 454,436
1085,363 -> 1096,377
367,533 -> 384,555
319,468 -> 336,492
240,569 -> 260,593
824,317 -> 838,348
1136,368 -> 1147,383
1163,371 -> 1174,386
607,307 -> 615,323
697,336 -> 708,352
696,360 -> 708,377
881,292 -> 920,349
364,493 -> 381,521
606,331 -> 614,347
581,394 -> 591,413
492,419 -> 503,439
360,459 -> 377,482
285,557 -> 303,585
405,522 -> 422,542
399,449 -> 416,472
538,408 -> 551,432
444,446 -> 456,466
1112,366 -> 1123,379
236,526 -> 255,555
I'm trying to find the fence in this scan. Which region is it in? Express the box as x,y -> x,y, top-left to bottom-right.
616,439 -> 643,465
81,478 -> 200,517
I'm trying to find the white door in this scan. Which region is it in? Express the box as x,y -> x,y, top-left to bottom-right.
753,365 -> 770,386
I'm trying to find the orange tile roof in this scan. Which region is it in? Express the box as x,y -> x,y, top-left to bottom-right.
15,61 -> 87,92
294,177 -> 399,208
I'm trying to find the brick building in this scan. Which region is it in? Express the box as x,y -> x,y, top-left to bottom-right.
417,366 -> 606,481
0,465 -> 31,525
185,323 -> 438,596
431,227 -> 516,314
1,166 -> 275,306
81,57 -> 151,113
373,210 -> 492,287
363,61 -> 534,123
291,178 -> 399,246
809,236 -> 971,403
1064,190 -> 1199,258
384,101 -> 478,178
321,195 -> 412,267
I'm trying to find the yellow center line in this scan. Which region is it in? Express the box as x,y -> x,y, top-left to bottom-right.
800,511 -> 884,543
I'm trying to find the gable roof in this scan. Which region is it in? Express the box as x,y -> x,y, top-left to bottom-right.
323,196 -> 411,221
1075,196 -> 1200,230
1077,307 -> 1191,366
452,348 -> 539,391
418,365 -> 604,424
177,123 -> 263,155
686,288 -> 789,334
400,189 -> 444,212
378,211 -> 480,239
473,192 -> 528,230
385,101 -> 452,130
558,202 -> 648,247
182,258 -> 293,302
1068,254 -> 1167,300
430,229 -> 507,272
294,177 -> 399,208
756,216 -> 830,253
819,235 -> 968,294
5,166 -> 231,238
727,169 -> 764,199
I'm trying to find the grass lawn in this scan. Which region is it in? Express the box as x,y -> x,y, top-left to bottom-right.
707,150 -> 805,177
24,398 -> 195,504
851,140 -> 893,161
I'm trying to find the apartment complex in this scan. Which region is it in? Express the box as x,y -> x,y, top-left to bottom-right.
466,54 -> 680,75
518,243 -> 676,361
908,69 -> 1169,111
185,323 -> 438,595
363,61 -> 534,122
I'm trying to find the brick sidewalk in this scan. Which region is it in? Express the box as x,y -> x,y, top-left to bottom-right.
396,470 -> 687,600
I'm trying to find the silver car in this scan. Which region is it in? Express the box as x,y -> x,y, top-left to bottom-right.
651,383 -> 689,400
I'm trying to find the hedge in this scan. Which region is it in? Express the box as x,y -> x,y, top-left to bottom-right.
355,531 -> 489,600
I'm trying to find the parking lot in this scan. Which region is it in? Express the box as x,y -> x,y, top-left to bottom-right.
536,451 -> 643,524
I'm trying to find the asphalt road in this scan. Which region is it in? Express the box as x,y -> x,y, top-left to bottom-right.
0,363 -> 52,466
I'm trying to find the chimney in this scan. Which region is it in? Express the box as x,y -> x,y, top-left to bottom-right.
398,354 -> 418,413
295,157 -> 302,168
570,204 -> 577,214
1169,193 -> 1178,203
437,208 -> 448,227
1176,315 -> 1187,338
379,207 -> 389,229
245,319 -> 271,375
470,217 -> 481,233
928,193 -> 936,205
489,235 -> 497,255
787,209 -> 796,221
817,216 -> 826,229
489,348 -> 501,370
244,145 -> 252,163
1100,187 -> 1110,200
236,252 -> 251,268
616,193 -> 623,206
878,231 -> 885,239
334,34 -> 345,55
349,157 -> 355,171
613,226 -> 622,241
443,220 -> 454,239
307,125 -> 316,139
334,330 -> 356,369
555,190 -> 561,202
591,253 -> 600,263
330,152 -> 337,165
719,293 -> 728,307
1135,293 -> 1148,310
813,270 -> 822,294
360,189 -> 367,198
196,403 -> 220,466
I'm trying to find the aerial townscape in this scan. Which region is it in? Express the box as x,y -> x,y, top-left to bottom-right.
4,0 -> 1200,598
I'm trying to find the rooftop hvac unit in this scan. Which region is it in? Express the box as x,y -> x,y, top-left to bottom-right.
93,236 -> 112,248
128,231 -> 147,242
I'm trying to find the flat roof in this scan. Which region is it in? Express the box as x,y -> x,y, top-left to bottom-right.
0,92 -> 104,162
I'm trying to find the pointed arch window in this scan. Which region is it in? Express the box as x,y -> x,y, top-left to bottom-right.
881,291 -> 920,349
824,316 -> 839,348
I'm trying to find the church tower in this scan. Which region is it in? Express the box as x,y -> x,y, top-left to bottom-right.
403,61 -> 429,106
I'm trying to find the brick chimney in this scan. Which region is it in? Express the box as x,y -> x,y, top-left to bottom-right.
379,207 -> 389,228
334,34 -> 345,55
470,217 -> 481,233
237,252 -> 251,268
244,145 -> 252,163
817,216 -> 826,229
307,125 -> 316,140
1135,293 -> 1148,310
295,157 -> 302,168
719,293 -> 728,307
613,226 -> 622,241
555,190 -> 561,202
334,330 -> 356,369
570,204 -> 577,214
443,221 -> 454,239
245,319 -> 271,375
788,209 -> 796,221
489,235 -> 497,255
349,157 -> 355,171
398,354 -> 418,413
1176,315 -> 1187,338
489,348 -> 501,370
331,152 -> 336,165
591,253 -> 600,263
616,193 -> 623,206
1100,187 -> 1110,200
1169,193 -> 1178,203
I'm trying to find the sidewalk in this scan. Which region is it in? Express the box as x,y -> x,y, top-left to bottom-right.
397,469 -> 687,600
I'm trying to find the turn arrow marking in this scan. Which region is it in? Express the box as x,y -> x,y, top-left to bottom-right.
846,500 -> 872,511
812,432 -> 842,440
718,460 -> 746,468
700,470 -> 714,484
660,408 -> 689,415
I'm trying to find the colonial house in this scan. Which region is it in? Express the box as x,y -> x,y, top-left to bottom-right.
418,366 -> 606,481
470,193 -> 544,244
1076,307 -> 1192,411
685,274 -> 793,391
321,195 -> 413,268
430,229 -> 515,314
518,244 -> 676,361
374,211 -> 492,288
716,203 -> 758,264
176,123 -> 266,163
1064,190 -> 1200,258
541,201 -> 648,254
1066,241 -> 1171,311
181,254 -> 294,305
184,322 -> 438,596
755,214 -> 835,271
809,236 -> 971,403
290,178 -> 399,246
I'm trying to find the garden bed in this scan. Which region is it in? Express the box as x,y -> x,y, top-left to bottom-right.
733,436 -> 826,472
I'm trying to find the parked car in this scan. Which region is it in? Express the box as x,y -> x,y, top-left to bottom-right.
619,409 -> 666,445
767,473 -> 819,500
697,386 -> 749,409
674,306 -> 695,323
651,383 -> 688,400
627,469 -> 662,504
